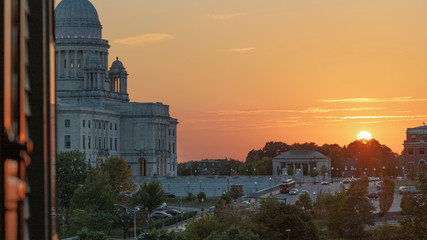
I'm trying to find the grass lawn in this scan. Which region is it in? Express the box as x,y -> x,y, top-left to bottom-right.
165,197 -> 220,208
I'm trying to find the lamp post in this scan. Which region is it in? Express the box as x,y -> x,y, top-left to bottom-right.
298,169 -> 302,186
255,181 -> 257,192
269,177 -> 272,196
187,181 -> 190,194
114,204 -> 140,240
313,191 -> 316,205
168,182 -> 170,193
331,167 -> 334,183
199,180 -> 202,193
286,229 -> 291,240
254,168 -> 256,176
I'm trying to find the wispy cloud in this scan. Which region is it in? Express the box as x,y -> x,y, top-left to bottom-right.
322,97 -> 427,103
215,107 -> 382,115
114,33 -> 173,46
208,13 -> 246,20
341,115 -> 427,120
228,48 -> 255,53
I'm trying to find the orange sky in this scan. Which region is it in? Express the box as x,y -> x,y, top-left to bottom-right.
56,0 -> 427,162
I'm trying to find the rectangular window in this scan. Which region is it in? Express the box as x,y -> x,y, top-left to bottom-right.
169,143 -> 171,151
115,123 -> 117,131
110,138 -> 112,150
88,136 -> 91,149
110,123 -> 112,130
104,137 -> 106,149
83,135 -> 86,149
95,137 -> 97,149
83,120 -> 85,128
77,59 -> 81,68
88,120 -> 91,128
103,122 -> 105,130
115,138 -> 117,151
408,148 -> 414,155
173,143 -> 175,154
65,135 -> 71,149
99,138 -> 101,149
64,59 -> 66,68
65,119 -> 70,128
420,148 -> 425,155
70,59 -> 74,69
173,130 -> 175,136
169,129 -> 171,136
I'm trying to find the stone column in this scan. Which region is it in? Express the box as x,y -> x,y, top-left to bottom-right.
56,51 -> 60,77
74,50 -> 78,77
65,50 -> 69,77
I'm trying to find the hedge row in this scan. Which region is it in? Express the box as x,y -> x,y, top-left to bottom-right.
127,211 -> 198,237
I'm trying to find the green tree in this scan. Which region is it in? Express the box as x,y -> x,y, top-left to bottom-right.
205,225 -> 259,240
309,168 -> 319,184
133,180 -> 166,216
76,227 -> 110,240
229,184 -> 244,200
252,198 -> 319,240
320,165 -> 328,180
57,150 -> 88,208
378,177 -> 395,216
368,225 -> 403,240
197,192 -> 207,202
399,171 -> 427,239
322,182 -> 375,239
70,171 -> 114,212
184,216 -> 224,240
299,192 -> 313,210
67,171 -> 115,235
98,156 -> 136,198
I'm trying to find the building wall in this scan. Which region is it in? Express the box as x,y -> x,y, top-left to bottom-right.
402,126 -> 427,173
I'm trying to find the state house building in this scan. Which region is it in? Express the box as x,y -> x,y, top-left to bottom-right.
402,125 -> 427,173
55,0 -> 178,176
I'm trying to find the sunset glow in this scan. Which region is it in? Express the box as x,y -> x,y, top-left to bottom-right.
55,0 -> 427,162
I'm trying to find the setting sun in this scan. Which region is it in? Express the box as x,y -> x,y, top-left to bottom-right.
357,131 -> 372,141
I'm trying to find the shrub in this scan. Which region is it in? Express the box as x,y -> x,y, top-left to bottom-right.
197,192 -> 207,202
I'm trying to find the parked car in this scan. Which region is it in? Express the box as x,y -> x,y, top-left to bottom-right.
300,190 -> 309,196
165,192 -> 176,198
165,209 -> 182,216
289,188 -> 299,195
341,178 -> 350,184
155,202 -> 167,210
367,192 -> 379,199
174,227 -> 186,232
321,181 -> 329,185
399,186 -> 408,194
151,211 -> 172,220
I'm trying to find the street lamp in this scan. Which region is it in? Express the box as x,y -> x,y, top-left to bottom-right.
199,180 -> 202,193
187,181 -> 190,194
286,229 -> 291,240
114,204 -> 140,240
269,177 -> 272,196
313,191 -> 316,205
255,181 -> 257,192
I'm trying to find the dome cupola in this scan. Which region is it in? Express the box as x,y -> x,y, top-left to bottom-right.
55,0 -> 102,39
110,57 -> 126,73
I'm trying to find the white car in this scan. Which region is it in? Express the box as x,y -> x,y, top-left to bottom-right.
289,188 -> 299,195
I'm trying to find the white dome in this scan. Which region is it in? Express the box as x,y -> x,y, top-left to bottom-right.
55,0 -> 102,39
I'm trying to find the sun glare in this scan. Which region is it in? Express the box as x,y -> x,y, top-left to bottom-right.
357,131 -> 372,141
